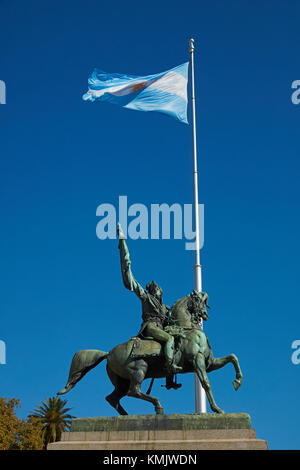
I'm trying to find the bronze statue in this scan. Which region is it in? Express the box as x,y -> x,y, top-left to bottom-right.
57,231 -> 243,415
118,223 -> 182,376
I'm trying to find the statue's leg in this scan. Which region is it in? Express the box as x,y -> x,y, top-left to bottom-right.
105,365 -> 129,416
207,354 -> 243,391
127,359 -> 164,415
194,352 -> 224,414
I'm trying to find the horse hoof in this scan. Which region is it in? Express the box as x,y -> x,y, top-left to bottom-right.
214,408 -> 225,414
211,405 -> 225,414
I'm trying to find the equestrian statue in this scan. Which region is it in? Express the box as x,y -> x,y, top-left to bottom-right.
57,223 -> 243,415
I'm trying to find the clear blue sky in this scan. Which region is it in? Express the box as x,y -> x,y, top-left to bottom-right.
1,0 -> 300,450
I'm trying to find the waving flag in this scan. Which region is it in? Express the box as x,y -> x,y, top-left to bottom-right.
82,62 -> 189,123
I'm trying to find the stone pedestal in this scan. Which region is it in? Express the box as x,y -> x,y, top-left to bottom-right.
47,413 -> 268,450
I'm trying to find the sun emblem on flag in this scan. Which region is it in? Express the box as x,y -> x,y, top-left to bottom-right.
131,81 -> 147,93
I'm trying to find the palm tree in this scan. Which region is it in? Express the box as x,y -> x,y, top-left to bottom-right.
30,396 -> 75,448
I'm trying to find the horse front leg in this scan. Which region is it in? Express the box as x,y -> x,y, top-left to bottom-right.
207,354 -> 243,391
194,352 -> 224,414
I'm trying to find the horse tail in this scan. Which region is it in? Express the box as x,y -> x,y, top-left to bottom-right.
57,349 -> 108,395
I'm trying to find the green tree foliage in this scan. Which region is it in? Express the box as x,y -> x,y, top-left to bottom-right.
0,398 -> 44,450
30,396 -> 75,448
18,416 -> 45,450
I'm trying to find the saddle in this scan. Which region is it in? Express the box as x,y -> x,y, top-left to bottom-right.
128,332 -> 185,362
128,336 -> 183,391
128,337 -> 162,359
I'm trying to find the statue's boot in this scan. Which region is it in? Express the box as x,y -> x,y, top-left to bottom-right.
171,364 -> 183,373
165,337 -> 183,379
165,357 -> 183,376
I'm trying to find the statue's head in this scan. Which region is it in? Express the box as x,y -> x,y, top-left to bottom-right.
187,289 -> 210,322
146,280 -> 163,300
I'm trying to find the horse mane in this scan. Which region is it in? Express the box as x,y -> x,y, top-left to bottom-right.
170,295 -> 189,314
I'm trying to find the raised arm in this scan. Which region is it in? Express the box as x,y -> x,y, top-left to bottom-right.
117,223 -> 147,301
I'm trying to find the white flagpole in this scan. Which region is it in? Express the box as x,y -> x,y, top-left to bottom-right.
189,38 -> 207,413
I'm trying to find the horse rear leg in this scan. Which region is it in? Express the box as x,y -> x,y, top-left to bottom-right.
127,359 -> 164,415
105,365 -> 129,416
207,354 -> 243,390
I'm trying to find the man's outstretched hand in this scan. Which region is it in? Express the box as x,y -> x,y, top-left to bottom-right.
117,222 -> 126,240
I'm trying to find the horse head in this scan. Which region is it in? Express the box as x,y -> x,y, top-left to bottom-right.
187,289 -> 210,324
168,289 -> 210,327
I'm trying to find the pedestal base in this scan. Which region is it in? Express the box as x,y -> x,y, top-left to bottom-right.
47,413 -> 268,450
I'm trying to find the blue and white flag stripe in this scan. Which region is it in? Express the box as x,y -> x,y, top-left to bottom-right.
82,62 -> 189,123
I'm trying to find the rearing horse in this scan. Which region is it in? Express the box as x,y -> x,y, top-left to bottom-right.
165,290 -> 243,413
57,290 -> 243,415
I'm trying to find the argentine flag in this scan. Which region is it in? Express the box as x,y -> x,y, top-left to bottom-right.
82,63 -> 189,124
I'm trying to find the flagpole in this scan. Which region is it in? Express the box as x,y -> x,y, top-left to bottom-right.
189,38 -> 207,414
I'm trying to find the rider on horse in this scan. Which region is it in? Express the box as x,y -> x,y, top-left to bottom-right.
117,223 -> 182,378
